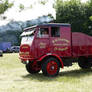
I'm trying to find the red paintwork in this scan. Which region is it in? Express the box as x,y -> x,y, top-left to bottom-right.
38,54 -> 64,68
19,44 -> 31,61
19,23 -> 92,68
49,26 -> 71,57
19,44 -> 35,61
47,60 -> 58,75
31,60 -> 41,71
72,32 -> 92,57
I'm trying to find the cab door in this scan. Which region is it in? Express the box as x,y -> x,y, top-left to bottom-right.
50,26 -> 71,57
35,27 -> 50,58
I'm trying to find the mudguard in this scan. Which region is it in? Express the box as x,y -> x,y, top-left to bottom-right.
38,53 -> 64,68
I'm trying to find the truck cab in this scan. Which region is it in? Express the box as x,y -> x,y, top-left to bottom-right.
20,23 -> 71,60
19,23 -> 72,76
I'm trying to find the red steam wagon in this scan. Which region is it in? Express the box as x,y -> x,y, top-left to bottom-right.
19,23 -> 92,77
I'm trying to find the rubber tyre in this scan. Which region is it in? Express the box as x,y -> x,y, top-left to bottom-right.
78,57 -> 91,69
26,62 -> 40,74
42,57 -> 60,77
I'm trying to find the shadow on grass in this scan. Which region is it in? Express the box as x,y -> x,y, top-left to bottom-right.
22,68 -> 92,82
60,68 -> 92,77
22,73 -> 56,82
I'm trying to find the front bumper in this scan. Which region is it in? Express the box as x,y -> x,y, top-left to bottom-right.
19,56 -> 34,61
19,57 -> 34,64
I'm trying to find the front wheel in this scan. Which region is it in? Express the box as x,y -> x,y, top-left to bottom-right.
42,57 -> 60,77
26,62 -> 40,74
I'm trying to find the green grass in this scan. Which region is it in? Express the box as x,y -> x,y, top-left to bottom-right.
0,53 -> 92,92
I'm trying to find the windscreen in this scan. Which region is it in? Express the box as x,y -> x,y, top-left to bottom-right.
21,28 -> 35,45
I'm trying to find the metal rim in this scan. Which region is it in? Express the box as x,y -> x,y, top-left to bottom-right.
47,60 -> 58,75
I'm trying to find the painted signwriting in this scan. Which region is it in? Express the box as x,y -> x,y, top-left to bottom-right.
54,47 -> 68,51
39,42 -> 46,48
52,38 -> 69,44
52,38 -> 69,51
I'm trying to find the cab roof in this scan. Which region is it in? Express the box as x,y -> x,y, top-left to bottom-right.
38,23 -> 70,27
24,23 -> 71,31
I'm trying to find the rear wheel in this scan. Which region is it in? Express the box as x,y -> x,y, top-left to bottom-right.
42,57 -> 60,77
26,62 -> 40,74
78,57 -> 91,69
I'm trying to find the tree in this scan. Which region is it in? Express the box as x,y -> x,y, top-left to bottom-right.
38,0 -> 48,5
19,4 -> 24,12
0,0 -> 13,14
54,0 -> 92,35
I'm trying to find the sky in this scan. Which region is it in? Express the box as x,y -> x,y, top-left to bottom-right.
1,0 -> 55,20
0,0 -> 88,26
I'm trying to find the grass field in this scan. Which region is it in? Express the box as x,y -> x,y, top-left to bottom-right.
0,53 -> 92,92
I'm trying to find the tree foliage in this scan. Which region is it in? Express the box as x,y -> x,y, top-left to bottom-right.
0,0 -> 13,14
38,0 -> 48,5
19,4 -> 24,12
54,0 -> 92,35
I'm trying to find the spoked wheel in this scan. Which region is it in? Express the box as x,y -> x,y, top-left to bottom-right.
26,62 -> 41,74
78,57 -> 91,69
42,57 -> 60,77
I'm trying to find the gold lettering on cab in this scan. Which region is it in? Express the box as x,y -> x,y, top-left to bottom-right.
54,47 -> 68,51
52,38 -> 69,44
39,42 -> 46,48
22,46 -> 28,49
52,38 -> 69,51
20,52 -> 29,55
53,43 -> 68,46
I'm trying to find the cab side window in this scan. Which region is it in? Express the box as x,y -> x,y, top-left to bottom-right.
37,28 -> 49,38
51,27 -> 60,37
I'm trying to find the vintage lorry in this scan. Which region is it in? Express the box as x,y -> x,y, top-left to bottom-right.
19,23 -> 92,77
